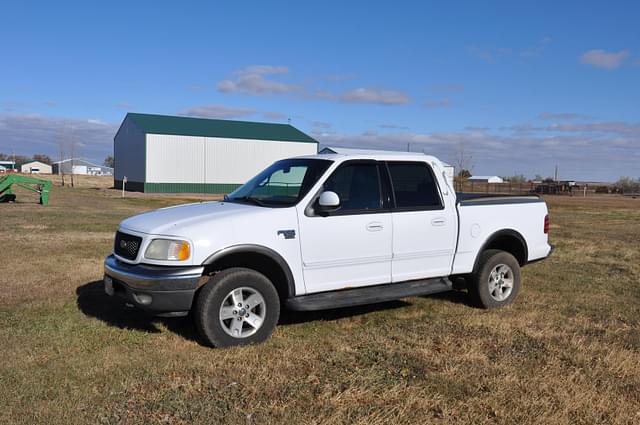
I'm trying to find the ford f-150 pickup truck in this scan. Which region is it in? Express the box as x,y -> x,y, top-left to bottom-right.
104,152 -> 553,347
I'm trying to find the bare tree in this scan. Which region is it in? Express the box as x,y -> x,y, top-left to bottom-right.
58,128 -> 66,186
70,131 -> 76,188
453,142 -> 474,191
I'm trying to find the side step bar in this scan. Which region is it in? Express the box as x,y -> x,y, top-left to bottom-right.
285,277 -> 452,311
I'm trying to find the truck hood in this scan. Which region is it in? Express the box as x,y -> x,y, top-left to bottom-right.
119,201 -> 256,236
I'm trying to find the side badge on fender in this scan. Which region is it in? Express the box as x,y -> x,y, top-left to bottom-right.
277,230 -> 296,240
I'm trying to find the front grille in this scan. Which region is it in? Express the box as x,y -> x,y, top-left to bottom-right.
114,231 -> 142,260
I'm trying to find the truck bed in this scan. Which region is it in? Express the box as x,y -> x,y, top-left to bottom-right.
455,192 -> 544,206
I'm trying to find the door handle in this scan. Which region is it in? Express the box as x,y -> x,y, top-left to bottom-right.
366,222 -> 384,232
431,217 -> 446,226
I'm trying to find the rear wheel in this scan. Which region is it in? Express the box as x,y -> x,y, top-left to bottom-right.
193,268 -> 280,347
469,249 -> 521,309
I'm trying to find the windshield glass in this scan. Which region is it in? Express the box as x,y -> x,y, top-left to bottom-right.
225,158 -> 332,207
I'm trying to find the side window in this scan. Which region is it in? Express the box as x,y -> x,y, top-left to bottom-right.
323,163 -> 381,212
387,162 -> 442,209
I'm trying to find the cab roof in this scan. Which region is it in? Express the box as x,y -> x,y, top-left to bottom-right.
295,151 -> 442,164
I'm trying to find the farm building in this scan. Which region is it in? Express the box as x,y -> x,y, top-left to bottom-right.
468,175 -> 504,184
0,160 -> 16,172
53,159 -> 113,176
113,113 -> 318,193
320,146 -> 455,188
21,161 -> 52,174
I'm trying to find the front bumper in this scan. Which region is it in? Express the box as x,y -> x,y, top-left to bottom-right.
103,254 -> 204,316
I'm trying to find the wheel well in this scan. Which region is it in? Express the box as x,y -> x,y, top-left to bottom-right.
482,232 -> 528,266
202,251 -> 292,301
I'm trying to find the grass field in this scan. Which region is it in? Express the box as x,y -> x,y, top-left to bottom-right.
1,177 -> 639,424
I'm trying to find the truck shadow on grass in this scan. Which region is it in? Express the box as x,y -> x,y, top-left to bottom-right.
76,281 -> 471,345
76,280 -> 200,342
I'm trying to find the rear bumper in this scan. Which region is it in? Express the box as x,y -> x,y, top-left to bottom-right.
103,254 -> 204,316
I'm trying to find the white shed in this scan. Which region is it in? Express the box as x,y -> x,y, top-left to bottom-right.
468,175 -> 504,184
114,113 -> 319,193
21,161 -> 52,174
53,159 -> 113,176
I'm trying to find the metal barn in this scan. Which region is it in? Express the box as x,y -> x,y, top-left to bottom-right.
114,113 -> 318,193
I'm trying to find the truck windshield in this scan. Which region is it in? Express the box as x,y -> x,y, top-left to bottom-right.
225,158 -> 332,207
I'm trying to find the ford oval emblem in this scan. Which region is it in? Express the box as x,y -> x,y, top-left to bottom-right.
120,240 -> 127,248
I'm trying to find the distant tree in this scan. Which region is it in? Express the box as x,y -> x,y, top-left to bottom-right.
454,142 -> 474,175
457,169 -> 472,179
507,174 -> 528,184
58,129 -> 66,186
12,155 -> 29,166
543,177 -> 555,183
32,154 -> 52,164
0,153 -> 28,164
614,177 -> 640,194
103,155 -> 114,168
449,142 -> 475,191
70,135 -> 77,188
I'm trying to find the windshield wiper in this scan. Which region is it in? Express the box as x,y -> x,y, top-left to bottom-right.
227,196 -> 268,207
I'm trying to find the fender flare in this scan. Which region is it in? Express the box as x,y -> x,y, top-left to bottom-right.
202,244 -> 296,297
471,229 -> 528,272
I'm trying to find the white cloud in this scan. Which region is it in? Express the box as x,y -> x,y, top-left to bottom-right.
546,121 -> 640,135
469,38 -> 552,62
424,98 -> 451,109
262,111 -> 287,120
538,112 -> 593,121
380,123 -> 410,130
341,88 -> 410,105
179,104 -> 256,119
0,113 -> 117,162
311,121 -> 332,129
218,65 -> 301,95
313,121 -> 640,181
579,49 -> 629,69
467,46 -> 513,62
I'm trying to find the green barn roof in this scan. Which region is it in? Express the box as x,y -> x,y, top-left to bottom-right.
125,112 -> 317,144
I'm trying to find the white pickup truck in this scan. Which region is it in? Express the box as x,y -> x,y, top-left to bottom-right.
104,152 -> 553,347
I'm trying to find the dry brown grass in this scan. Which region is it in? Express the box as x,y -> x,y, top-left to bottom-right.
1,185 -> 639,424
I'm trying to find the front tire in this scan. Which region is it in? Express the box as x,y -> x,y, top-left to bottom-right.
193,268 -> 280,347
468,249 -> 521,309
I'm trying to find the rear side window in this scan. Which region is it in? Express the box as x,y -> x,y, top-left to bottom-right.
387,162 -> 442,209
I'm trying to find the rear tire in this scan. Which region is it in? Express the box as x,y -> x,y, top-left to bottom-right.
468,249 -> 521,309
193,267 -> 280,348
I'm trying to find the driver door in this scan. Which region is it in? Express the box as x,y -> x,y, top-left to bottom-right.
296,161 -> 392,294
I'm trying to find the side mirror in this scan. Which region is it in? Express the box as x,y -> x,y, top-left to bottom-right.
317,191 -> 340,215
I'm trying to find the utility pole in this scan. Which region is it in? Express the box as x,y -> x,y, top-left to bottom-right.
554,164 -> 558,182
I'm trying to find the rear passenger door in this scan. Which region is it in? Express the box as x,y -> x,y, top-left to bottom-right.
386,161 -> 457,282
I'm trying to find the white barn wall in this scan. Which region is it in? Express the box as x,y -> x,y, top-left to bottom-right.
203,137 -> 316,184
146,134 -> 205,183
145,134 -> 317,185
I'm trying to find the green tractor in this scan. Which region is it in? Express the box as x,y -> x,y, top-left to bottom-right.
0,174 -> 52,205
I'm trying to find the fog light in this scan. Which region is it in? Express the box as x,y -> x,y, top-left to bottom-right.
133,293 -> 152,305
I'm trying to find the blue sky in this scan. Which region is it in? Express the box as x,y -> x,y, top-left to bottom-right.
1,1 -> 638,181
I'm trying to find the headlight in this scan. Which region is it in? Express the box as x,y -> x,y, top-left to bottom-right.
144,239 -> 191,261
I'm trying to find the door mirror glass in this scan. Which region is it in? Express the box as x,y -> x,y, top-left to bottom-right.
318,191 -> 340,208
